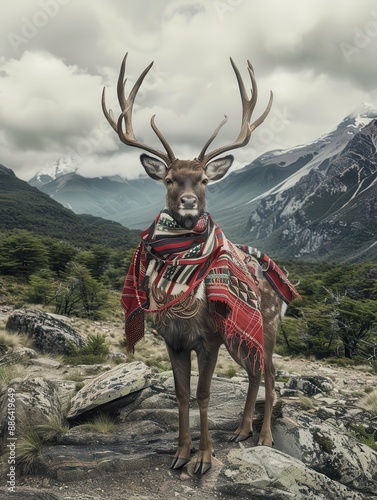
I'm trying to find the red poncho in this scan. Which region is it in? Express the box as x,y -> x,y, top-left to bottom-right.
121,210 -> 301,371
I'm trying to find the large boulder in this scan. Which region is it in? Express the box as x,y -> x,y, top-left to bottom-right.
5,309 -> 87,355
67,361 -> 157,420
222,446 -> 364,499
273,412 -> 377,494
0,377 -> 62,437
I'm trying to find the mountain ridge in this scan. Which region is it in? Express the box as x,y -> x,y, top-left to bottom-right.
0,164 -> 139,250
16,104 -> 377,261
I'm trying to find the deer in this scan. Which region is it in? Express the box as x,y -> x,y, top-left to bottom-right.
102,53 -> 300,475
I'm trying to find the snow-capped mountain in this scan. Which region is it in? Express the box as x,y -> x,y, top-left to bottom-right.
29,103 -> 377,262
28,157 -> 79,188
241,106 -> 377,261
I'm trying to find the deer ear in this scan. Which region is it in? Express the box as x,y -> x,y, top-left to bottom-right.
140,154 -> 168,181
204,155 -> 234,181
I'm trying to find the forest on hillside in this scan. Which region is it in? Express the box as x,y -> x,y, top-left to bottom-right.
0,229 -> 376,365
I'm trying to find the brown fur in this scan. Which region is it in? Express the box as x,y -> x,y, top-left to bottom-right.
148,264 -> 283,473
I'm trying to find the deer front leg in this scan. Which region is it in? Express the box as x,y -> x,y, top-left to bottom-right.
167,346 -> 193,470
194,342 -> 221,475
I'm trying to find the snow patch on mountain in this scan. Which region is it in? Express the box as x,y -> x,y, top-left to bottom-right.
245,104 -> 377,206
29,157 -> 79,187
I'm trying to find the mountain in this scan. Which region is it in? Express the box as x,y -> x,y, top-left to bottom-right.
243,114 -> 377,262
28,156 -> 79,189
0,165 -> 139,249
34,171 -> 165,226
29,103 -> 377,262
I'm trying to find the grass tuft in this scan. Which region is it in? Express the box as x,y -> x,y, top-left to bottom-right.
358,389 -> 377,415
36,416 -> 70,442
16,430 -> 44,474
80,413 -> 117,434
299,394 -> 315,410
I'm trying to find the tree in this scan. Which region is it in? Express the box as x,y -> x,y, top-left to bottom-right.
75,246 -> 112,280
0,230 -> 48,277
47,240 -> 77,277
300,303 -> 338,356
334,298 -> 377,358
54,262 -> 108,318
28,269 -> 60,305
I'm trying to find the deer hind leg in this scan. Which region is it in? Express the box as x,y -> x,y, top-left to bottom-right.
167,346 -> 193,470
227,342 -> 262,442
193,340 -> 222,474
258,280 -> 282,446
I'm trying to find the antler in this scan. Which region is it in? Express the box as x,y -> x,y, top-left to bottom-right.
197,58 -> 273,165
102,53 -> 176,165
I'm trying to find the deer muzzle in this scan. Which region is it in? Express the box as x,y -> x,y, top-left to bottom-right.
180,195 -> 198,211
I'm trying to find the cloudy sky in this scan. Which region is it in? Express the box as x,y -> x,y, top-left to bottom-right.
1,0 -> 377,181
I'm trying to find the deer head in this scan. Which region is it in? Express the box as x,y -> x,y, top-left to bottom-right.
102,53 -> 273,229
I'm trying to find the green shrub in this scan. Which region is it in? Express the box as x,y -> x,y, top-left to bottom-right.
64,334 -> 110,365
349,424 -> 377,452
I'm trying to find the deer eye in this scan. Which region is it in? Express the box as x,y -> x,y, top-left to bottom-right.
165,178 -> 173,186
202,178 -> 209,186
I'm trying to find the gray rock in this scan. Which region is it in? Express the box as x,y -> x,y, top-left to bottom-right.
105,351 -> 127,362
0,345 -> 37,366
67,361 -> 157,420
119,372 -> 269,432
273,413 -> 377,494
6,309 -> 87,355
222,446 -> 364,499
15,366 -> 376,498
285,375 -> 334,395
0,376 -> 62,437
29,357 -> 61,369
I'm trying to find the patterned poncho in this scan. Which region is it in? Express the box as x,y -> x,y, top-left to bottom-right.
121,210 -> 301,369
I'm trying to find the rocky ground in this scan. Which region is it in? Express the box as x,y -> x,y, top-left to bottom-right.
0,306 -> 376,499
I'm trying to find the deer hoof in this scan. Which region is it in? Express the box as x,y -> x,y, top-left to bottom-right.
193,461 -> 211,475
170,457 -> 189,470
230,432 -> 252,443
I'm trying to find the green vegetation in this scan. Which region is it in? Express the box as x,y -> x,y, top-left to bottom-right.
14,416 -> 70,473
36,416 -> 70,441
15,430 -> 44,473
349,424 -> 377,452
65,334 -> 110,365
0,212 -> 376,365
0,168 -> 139,249
277,261 -> 377,363
0,229 -> 135,319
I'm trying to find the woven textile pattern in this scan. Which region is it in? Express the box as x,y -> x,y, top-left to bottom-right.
121,210 -> 301,367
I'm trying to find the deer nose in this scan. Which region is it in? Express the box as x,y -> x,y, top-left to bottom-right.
180,195 -> 197,209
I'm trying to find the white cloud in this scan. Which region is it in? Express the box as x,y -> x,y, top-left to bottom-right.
0,0 -> 377,180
